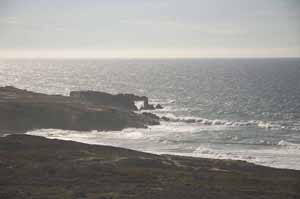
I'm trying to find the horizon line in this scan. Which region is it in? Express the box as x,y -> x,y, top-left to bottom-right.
1,56 -> 300,60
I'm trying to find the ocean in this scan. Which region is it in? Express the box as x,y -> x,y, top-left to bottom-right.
1,58 -> 300,170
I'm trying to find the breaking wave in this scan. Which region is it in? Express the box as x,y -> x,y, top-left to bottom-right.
150,112 -> 299,131
25,97 -> 300,171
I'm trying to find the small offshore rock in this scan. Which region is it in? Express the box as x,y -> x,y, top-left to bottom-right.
156,104 -> 163,109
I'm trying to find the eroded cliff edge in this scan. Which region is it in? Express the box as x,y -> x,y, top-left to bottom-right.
0,86 -> 160,134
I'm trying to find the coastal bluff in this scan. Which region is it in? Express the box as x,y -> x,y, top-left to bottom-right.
70,90 -> 159,111
0,86 -> 160,134
0,134 -> 299,199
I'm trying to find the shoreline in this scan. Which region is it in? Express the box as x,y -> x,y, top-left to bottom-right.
25,130 -> 300,172
1,134 -> 300,198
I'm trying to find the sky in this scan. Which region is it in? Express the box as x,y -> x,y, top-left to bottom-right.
0,0 -> 299,58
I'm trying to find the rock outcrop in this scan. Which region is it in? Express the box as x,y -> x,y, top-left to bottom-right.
70,90 -> 162,111
0,86 -> 160,134
156,104 -> 163,109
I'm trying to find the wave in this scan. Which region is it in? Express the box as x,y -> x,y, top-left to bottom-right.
277,140 -> 300,150
142,97 -> 300,131
0,133 -> 10,137
145,111 -> 299,131
191,144 -> 300,170
25,97 -> 300,170
149,99 -> 176,105
192,145 -> 258,161
26,126 -> 300,170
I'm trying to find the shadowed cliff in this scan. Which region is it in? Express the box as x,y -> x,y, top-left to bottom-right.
0,86 -> 160,134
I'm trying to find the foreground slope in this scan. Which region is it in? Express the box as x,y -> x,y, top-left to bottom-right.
0,134 -> 299,199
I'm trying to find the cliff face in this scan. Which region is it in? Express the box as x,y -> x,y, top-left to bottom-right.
0,86 -> 159,134
70,90 -> 157,111
1,134 -> 299,199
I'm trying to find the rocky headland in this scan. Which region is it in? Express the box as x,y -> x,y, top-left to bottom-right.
0,86 -> 161,135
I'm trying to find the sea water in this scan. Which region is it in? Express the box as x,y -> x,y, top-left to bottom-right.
1,58 -> 300,170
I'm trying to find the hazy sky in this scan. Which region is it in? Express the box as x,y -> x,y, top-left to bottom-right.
0,0 -> 299,58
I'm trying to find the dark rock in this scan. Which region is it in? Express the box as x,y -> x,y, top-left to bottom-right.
70,90 -> 159,111
161,116 -> 171,121
70,90 -> 158,112
141,104 -> 156,110
141,112 -> 160,125
185,119 -> 196,123
140,112 -> 160,125
156,104 -> 163,109
142,112 -> 160,120
0,86 -> 159,134
70,91 -> 138,111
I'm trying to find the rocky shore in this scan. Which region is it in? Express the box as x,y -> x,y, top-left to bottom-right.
0,134 -> 299,199
1,86 -> 300,199
0,86 -> 161,135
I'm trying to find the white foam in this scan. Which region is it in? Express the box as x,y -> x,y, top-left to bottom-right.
25,105 -> 300,171
0,133 -> 10,137
258,121 -> 282,130
134,101 -> 145,110
192,145 -> 257,161
277,140 -> 300,150
26,127 -> 300,170
190,144 -> 300,170
150,99 -> 176,104
148,111 -> 299,131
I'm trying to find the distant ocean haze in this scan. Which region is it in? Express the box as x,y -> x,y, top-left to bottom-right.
1,58 -> 300,170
